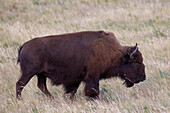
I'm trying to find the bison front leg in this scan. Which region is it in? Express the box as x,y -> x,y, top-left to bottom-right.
83,75 -> 99,99
37,74 -> 54,99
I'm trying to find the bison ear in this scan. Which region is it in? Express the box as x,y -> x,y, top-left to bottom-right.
122,53 -> 130,63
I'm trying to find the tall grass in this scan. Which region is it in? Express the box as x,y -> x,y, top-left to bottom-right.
0,0 -> 170,112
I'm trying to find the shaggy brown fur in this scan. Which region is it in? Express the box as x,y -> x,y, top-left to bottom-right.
16,30 -> 146,100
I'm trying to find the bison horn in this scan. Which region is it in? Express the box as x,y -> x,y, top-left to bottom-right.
130,43 -> 138,59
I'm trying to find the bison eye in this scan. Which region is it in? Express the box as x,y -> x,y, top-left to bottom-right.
135,63 -> 141,69
132,55 -> 137,59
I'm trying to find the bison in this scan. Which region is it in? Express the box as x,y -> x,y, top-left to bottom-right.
16,30 -> 146,100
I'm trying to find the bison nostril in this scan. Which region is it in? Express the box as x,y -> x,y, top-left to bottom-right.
141,76 -> 146,81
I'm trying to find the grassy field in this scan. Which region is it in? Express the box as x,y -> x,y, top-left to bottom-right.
0,0 -> 170,112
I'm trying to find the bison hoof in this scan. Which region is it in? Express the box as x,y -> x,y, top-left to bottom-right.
85,88 -> 99,98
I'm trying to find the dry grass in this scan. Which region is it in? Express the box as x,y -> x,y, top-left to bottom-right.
0,0 -> 170,112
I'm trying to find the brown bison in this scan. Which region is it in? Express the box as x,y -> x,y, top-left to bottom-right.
16,31 -> 146,100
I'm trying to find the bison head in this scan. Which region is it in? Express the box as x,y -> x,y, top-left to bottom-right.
121,43 -> 146,87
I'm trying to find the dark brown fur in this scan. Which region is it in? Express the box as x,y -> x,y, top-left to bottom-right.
16,30 -> 146,100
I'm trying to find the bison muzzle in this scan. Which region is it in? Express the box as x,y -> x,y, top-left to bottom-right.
16,31 -> 146,100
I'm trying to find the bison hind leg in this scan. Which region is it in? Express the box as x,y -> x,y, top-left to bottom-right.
37,74 -> 54,99
16,73 -> 35,100
63,81 -> 81,101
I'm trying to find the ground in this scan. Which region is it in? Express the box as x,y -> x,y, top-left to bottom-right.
0,0 -> 170,112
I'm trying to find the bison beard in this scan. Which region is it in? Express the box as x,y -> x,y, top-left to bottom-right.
123,77 -> 134,87
16,30 -> 146,100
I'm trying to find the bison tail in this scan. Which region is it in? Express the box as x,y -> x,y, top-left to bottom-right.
17,45 -> 23,64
